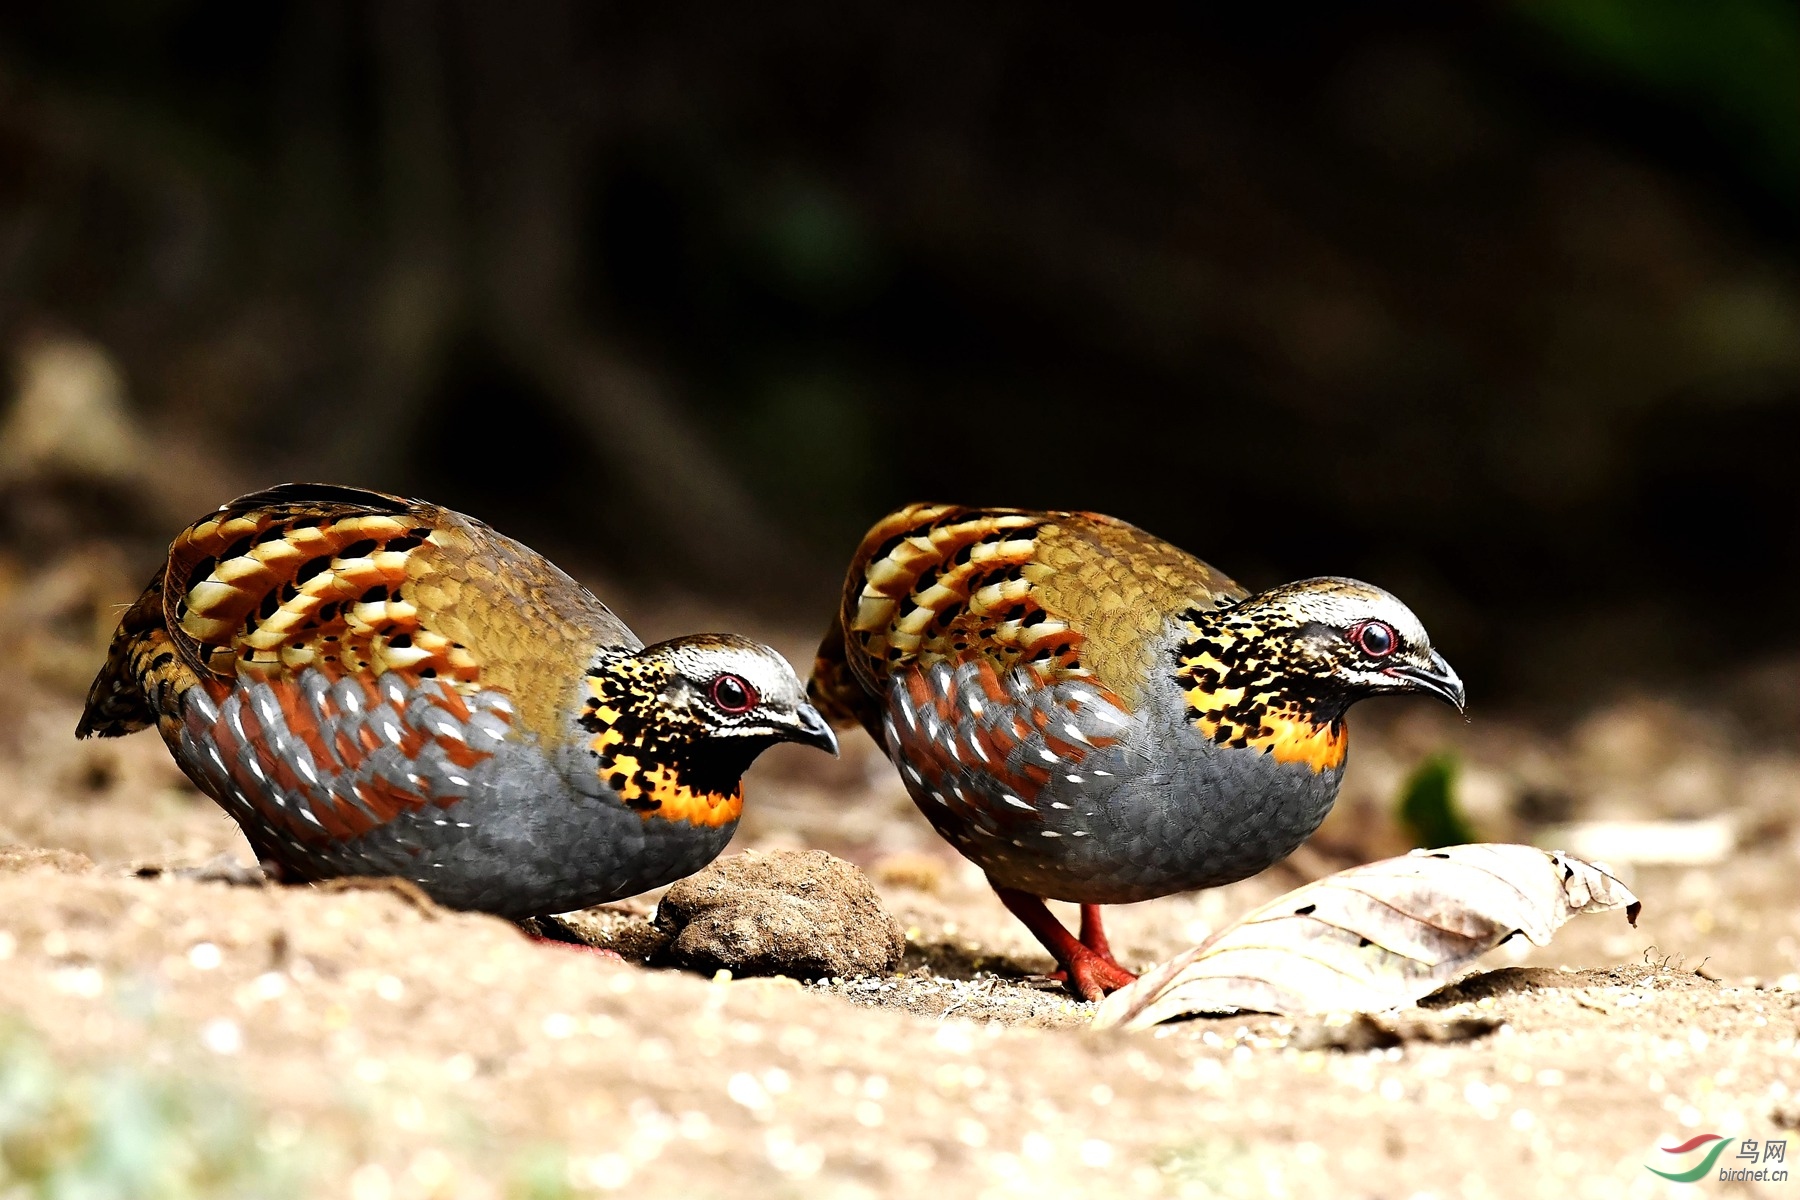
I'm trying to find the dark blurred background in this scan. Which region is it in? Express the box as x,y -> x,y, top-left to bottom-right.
0,0 -> 1793,709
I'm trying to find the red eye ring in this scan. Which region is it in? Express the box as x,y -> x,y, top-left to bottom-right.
710,674 -> 758,714
1351,620 -> 1398,658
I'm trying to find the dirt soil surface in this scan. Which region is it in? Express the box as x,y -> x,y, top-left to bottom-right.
2,618 -> 1799,1199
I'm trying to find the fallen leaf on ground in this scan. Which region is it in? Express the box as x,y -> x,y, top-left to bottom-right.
1093,844 -> 1640,1030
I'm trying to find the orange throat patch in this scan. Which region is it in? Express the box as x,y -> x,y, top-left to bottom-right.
588,735 -> 744,827
1175,637 -> 1350,773
594,745 -> 744,827
1185,693 -> 1348,772
581,674 -> 745,828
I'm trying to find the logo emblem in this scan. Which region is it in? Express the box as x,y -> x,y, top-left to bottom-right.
1646,1135 -> 1736,1183
1646,1134 -> 1789,1183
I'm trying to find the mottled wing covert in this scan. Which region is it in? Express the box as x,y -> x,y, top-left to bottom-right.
80,483 -> 639,857
813,503 -> 1248,719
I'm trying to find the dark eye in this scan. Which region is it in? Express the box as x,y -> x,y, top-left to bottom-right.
709,674 -> 757,714
1352,621 -> 1398,657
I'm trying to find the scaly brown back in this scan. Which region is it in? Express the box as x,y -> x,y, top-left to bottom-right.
78,483 -> 636,744
809,503 -> 1247,733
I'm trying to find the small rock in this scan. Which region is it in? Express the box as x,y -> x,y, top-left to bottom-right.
655,849 -> 904,979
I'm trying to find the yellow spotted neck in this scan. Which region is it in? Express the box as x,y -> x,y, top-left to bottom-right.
1174,627 -> 1349,774
578,660 -> 745,828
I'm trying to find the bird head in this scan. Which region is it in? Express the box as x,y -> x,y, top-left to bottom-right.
578,634 -> 837,822
629,634 -> 840,756
1183,578 -> 1464,722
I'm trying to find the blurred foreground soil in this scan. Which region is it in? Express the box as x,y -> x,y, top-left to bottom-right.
1,572 -> 1799,1197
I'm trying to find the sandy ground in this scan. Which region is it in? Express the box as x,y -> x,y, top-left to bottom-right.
2,617 -> 1800,1198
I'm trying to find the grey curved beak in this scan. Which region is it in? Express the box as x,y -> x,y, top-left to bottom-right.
1384,650 -> 1466,714
786,702 -> 841,756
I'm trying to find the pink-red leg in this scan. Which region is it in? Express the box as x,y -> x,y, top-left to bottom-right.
530,936 -> 625,963
992,883 -> 1136,1001
1078,903 -> 1132,976
518,918 -> 625,962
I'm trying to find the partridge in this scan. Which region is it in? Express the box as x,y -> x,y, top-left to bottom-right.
808,504 -> 1464,1000
78,483 -> 837,919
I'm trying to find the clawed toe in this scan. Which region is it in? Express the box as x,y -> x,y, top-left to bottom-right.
1053,948 -> 1138,1002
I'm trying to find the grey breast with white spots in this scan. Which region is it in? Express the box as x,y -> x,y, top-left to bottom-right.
880,645 -> 1346,905
170,668 -> 521,874
166,665 -> 727,917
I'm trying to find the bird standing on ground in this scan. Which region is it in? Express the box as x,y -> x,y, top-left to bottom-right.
79,483 -> 837,919
809,504 -> 1464,1000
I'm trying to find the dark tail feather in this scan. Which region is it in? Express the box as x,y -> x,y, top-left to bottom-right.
806,619 -> 884,743
76,570 -> 169,739
77,646 -> 153,738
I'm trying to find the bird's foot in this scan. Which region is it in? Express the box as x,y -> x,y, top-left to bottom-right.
1077,903 -> 1134,977
1048,944 -> 1138,1002
991,884 -> 1139,1002
533,938 -> 626,963
1075,942 -> 1136,981
518,916 -> 627,962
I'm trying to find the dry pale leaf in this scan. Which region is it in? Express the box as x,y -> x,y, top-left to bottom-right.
1092,844 -> 1640,1030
